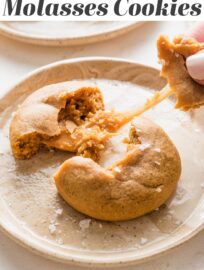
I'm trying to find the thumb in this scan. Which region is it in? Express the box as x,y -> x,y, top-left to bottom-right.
185,22 -> 204,85
186,50 -> 204,85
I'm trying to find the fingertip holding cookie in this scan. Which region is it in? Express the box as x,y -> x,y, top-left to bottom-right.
186,52 -> 204,85
185,22 -> 204,86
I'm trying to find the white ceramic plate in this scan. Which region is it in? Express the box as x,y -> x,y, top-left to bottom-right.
0,21 -> 143,46
0,58 -> 204,267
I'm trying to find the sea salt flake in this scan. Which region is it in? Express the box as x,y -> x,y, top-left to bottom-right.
154,148 -> 161,153
159,59 -> 165,66
49,224 -> 56,234
135,128 -> 142,133
114,167 -> 121,173
156,187 -> 162,193
169,186 -> 190,207
200,183 -> 204,188
139,143 -> 150,151
56,238 -> 64,245
154,161 -> 161,166
168,209 -> 175,215
79,219 -> 91,231
65,120 -> 77,133
175,220 -> 181,225
159,59 -> 167,66
140,237 -> 148,245
81,240 -> 87,247
55,208 -> 63,216
8,168 -> 15,172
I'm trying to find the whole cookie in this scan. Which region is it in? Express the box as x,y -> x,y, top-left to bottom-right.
54,117 -> 181,221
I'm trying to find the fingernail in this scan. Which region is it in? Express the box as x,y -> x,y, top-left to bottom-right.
186,52 -> 204,81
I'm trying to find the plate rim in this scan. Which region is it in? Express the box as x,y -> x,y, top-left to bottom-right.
0,22 -> 144,46
0,56 -> 204,267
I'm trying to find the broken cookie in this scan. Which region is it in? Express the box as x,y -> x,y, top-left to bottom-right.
9,81 -> 137,161
157,35 -> 204,110
10,81 -> 109,160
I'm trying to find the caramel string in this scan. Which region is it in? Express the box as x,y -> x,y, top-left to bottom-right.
83,86 -> 173,134
122,86 -> 174,123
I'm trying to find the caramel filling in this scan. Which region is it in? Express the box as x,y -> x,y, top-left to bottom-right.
44,110 -> 128,161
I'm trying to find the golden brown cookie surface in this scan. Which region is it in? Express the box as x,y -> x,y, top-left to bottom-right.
54,117 -> 181,221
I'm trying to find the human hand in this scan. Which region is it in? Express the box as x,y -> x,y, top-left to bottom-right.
186,22 -> 204,85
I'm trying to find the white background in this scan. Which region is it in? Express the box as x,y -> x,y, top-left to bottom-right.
0,0 -> 204,21
0,21 -> 204,270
